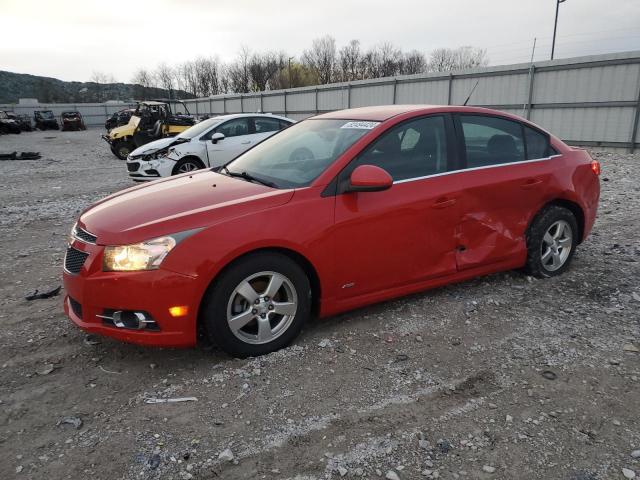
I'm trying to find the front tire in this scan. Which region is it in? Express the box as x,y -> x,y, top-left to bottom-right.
112,140 -> 134,160
201,252 -> 311,358
525,205 -> 578,278
172,157 -> 204,175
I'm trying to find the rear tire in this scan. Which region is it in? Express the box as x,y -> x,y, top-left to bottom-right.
201,252 -> 311,358
525,205 -> 578,278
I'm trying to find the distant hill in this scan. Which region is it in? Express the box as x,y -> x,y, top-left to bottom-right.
0,70 -> 195,104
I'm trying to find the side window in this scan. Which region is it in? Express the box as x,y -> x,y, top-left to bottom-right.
524,126 -> 550,159
345,116 -> 449,183
253,117 -> 281,133
460,115 -> 524,168
216,118 -> 250,138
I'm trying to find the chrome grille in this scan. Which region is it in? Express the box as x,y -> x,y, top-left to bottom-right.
73,225 -> 97,244
64,247 -> 89,274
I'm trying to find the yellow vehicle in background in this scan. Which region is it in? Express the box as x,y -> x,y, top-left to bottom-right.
102,100 -> 195,159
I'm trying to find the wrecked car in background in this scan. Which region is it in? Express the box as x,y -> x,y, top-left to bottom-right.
105,108 -> 134,132
11,113 -> 34,131
0,110 -> 21,134
61,111 -> 87,131
126,113 -> 294,181
102,100 -> 195,160
34,110 -> 59,130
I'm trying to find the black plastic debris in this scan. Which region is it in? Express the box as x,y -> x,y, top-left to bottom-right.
25,285 -> 61,301
0,151 -> 42,160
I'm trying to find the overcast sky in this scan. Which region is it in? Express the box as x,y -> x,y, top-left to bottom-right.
1,0 -> 639,82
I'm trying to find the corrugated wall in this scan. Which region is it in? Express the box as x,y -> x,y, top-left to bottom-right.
2,51 -> 639,151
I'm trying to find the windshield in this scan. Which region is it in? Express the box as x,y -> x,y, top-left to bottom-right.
225,119 -> 378,188
177,117 -> 222,140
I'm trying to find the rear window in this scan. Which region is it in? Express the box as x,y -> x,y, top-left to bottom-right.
460,115 -> 525,168
524,126 -> 551,159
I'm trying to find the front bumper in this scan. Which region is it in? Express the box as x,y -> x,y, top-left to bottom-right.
126,156 -> 174,181
62,239 -> 200,347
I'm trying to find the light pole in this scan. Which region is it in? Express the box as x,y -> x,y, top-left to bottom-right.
551,0 -> 567,60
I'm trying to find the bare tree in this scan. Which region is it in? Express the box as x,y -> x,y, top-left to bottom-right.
455,46 -> 489,69
90,71 -> 115,84
429,46 -> 489,72
400,50 -> 427,75
249,52 -> 284,91
302,35 -> 337,84
131,69 -> 154,99
227,46 -> 252,93
155,63 -> 175,98
338,40 -> 363,81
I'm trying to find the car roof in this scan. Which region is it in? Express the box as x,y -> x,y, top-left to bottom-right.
313,105 -> 523,122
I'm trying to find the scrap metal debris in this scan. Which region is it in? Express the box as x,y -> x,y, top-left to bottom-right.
0,151 -> 42,160
144,397 -> 198,404
57,416 -> 83,429
25,285 -> 61,301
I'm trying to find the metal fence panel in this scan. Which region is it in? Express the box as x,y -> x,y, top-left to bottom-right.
396,79 -> 449,104
350,84 -> 394,106
2,51 -> 639,149
263,95 -> 285,114
452,73 -> 529,106
287,91 -> 316,113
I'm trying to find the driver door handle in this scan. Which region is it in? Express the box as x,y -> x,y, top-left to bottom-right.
520,178 -> 543,189
432,197 -> 457,209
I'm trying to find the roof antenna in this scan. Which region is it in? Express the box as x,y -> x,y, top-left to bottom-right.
463,80 -> 479,106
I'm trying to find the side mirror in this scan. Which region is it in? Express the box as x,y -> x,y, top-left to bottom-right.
347,165 -> 393,193
211,132 -> 225,144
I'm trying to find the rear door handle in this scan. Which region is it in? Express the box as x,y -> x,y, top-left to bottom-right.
433,197 -> 457,209
520,178 -> 543,189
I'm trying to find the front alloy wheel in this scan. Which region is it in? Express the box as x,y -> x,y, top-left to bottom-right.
227,272 -> 298,345
202,252 -> 311,357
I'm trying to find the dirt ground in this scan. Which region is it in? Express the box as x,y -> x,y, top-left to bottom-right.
0,129 -> 638,480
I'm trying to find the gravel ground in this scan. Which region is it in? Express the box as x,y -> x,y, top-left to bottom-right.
0,129 -> 639,480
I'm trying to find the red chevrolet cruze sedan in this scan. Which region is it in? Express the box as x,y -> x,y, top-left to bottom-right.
63,105 -> 600,357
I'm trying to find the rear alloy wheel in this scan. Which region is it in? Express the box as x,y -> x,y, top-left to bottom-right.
172,158 -> 203,175
202,252 -> 310,357
525,205 -> 578,278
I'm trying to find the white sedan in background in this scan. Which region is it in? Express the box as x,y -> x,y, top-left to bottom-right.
126,113 -> 294,181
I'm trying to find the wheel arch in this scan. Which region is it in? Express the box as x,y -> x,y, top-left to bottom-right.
196,246 -> 322,339
530,198 -> 586,244
172,155 -> 206,174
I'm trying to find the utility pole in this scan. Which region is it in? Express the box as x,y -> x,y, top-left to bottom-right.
551,0 -> 567,60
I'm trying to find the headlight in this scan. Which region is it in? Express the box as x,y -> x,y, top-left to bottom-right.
103,236 -> 176,271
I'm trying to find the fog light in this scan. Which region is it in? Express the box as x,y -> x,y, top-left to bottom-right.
169,306 -> 189,317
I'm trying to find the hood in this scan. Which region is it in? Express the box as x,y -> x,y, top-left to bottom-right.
79,170 -> 294,245
110,116 -> 140,139
129,136 -> 179,158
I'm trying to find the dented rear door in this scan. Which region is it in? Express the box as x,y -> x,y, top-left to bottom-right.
453,114 -> 554,270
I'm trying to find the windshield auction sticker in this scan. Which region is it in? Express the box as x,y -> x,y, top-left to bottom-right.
341,121 -> 380,130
